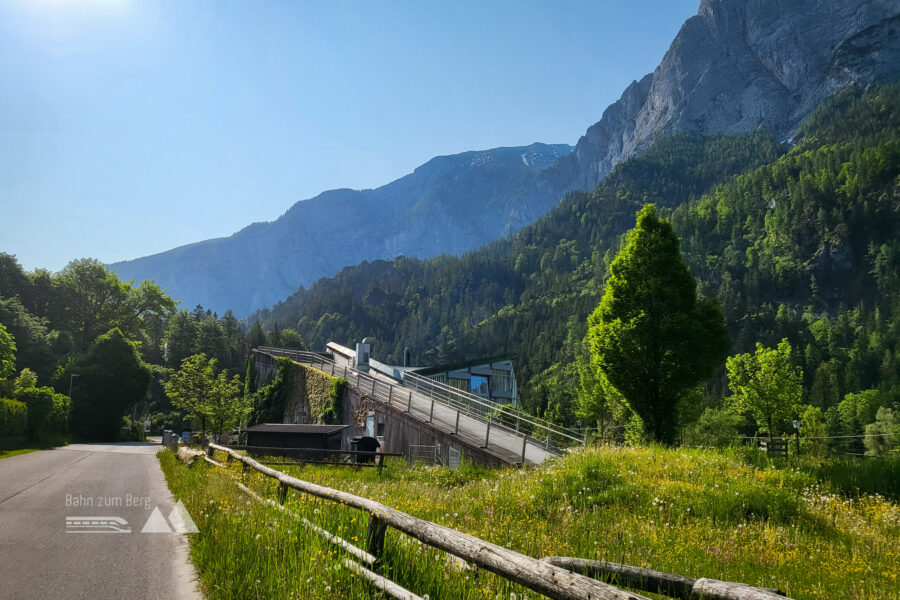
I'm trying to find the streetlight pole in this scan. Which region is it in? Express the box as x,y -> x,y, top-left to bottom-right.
68,373 -> 79,398
67,374 -> 79,433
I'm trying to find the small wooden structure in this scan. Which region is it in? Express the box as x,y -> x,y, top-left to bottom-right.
245,423 -> 348,456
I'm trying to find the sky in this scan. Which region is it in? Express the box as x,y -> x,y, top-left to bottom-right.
0,0 -> 700,273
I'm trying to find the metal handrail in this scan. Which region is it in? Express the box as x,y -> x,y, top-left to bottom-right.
254,347 -> 585,455
400,371 -> 585,446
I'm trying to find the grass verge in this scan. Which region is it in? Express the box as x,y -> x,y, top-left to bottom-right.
0,436 -> 67,459
160,446 -> 899,599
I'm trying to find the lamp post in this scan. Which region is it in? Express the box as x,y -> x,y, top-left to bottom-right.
67,374 -> 79,433
68,373 -> 79,398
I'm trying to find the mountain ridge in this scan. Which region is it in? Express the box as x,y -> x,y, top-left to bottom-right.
110,142 -> 572,316
112,0 -> 900,317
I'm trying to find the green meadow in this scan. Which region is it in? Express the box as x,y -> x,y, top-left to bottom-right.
160,446 -> 899,599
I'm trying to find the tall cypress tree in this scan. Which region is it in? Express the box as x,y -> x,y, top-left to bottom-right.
588,204 -> 730,444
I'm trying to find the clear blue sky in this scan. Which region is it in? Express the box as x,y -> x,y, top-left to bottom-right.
1,0 -> 699,273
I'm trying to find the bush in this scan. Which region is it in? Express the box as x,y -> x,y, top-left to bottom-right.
864,407 -> 900,457
0,398 -> 27,437
691,407 -> 746,447
799,405 -> 828,460
17,387 -> 69,438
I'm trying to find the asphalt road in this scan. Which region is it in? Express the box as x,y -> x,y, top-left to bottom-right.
0,443 -> 202,600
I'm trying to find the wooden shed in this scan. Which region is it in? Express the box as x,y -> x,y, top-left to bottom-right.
245,423 -> 348,457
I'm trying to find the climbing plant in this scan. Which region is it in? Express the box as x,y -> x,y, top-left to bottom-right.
250,356 -> 293,425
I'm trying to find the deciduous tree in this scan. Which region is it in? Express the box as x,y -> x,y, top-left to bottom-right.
726,338 -> 803,441
164,353 -> 247,444
71,328 -> 152,441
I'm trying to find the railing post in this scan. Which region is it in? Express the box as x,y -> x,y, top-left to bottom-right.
483,415 -> 491,448
407,391 -> 413,412
388,385 -> 393,405
454,410 -> 460,434
371,378 -> 377,396
366,513 -> 388,565
376,452 -> 385,476
429,396 -> 435,422
545,428 -> 551,450
521,436 -> 527,466
330,362 -> 335,376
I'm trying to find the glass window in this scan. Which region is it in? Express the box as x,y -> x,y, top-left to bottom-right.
470,375 -> 489,396
449,377 -> 468,391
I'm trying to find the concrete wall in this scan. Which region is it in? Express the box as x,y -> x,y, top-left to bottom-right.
340,386 -> 505,468
254,351 -> 279,387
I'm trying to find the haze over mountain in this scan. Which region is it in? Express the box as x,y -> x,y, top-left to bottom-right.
111,143 -> 572,316
112,0 -> 900,317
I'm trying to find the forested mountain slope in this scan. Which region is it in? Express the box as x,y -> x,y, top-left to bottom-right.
254,85 -> 900,424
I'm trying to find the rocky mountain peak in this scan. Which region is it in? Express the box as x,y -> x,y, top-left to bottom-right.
541,0 -> 900,198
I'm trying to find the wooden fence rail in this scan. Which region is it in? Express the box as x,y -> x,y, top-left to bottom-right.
541,558 -> 789,600
205,443 -> 794,600
208,443 -> 649,600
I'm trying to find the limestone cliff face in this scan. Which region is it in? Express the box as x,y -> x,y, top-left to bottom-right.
512,0 -> 900,225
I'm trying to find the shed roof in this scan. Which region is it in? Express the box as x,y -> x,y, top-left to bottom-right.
245,423 -> 348,435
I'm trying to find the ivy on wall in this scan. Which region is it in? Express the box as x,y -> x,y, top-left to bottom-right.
303,363 -> 346,425
250,358 -> 348,426
250,356 -> 293,425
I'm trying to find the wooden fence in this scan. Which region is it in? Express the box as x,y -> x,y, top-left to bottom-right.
204,443 -> 792,600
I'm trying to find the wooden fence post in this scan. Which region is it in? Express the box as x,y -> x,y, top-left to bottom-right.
366,513 -> 388,565
407,391 -> 413,412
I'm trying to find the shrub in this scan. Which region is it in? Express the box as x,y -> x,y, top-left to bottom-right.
0,398 -> 27,437
864,407 -> 899,457
693,406 -> 746,447
799,405 -> 828,460
17,386 -> 69,438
